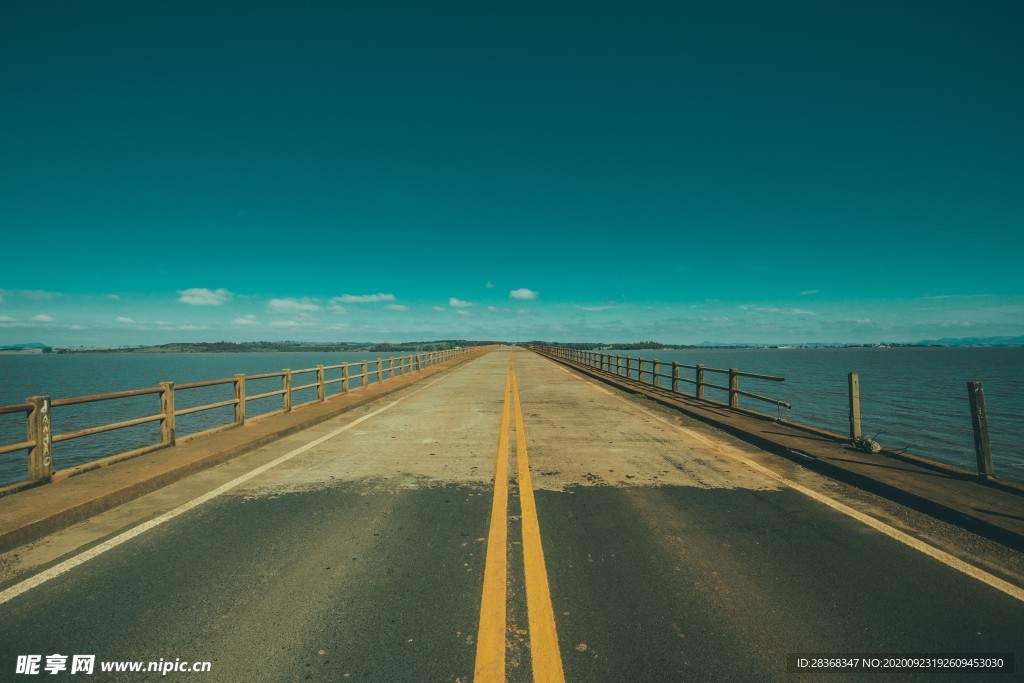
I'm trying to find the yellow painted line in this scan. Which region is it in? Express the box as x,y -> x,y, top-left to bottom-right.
540,353 -> 1024,604
511,357 -> 566,683
473,353 -> 513,682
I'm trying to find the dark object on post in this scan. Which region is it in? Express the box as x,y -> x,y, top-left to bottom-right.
968,381 -> 994,481
850,435 -> 881,454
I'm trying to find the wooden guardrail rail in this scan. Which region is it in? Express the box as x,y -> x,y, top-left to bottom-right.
0,348 -> 465,493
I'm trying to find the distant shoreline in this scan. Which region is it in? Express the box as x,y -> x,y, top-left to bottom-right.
3,338 -> 1022,355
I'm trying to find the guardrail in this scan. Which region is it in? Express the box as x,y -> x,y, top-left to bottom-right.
529,345 -> 790,412
530,345 -> 1008,483
0,349 -> 465,492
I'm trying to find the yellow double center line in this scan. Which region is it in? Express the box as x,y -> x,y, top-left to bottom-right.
475,351 -> 565,683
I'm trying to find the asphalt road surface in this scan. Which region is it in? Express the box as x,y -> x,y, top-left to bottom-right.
1,348 -> 1021,681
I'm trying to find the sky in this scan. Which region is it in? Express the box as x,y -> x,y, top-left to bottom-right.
2,1 -> 1022,346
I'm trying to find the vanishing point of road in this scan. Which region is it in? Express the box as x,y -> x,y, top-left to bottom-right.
1,348 -> 1022,681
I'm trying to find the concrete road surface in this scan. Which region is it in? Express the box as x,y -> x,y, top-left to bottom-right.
1,348 -> 1021,681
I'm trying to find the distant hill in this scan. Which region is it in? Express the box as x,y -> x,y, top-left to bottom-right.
916,335 -> 1024,347
0,342 -> 52,352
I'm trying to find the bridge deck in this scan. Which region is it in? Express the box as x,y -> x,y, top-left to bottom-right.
1,348 -> 1022,680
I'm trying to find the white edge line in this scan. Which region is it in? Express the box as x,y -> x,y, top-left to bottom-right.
0,371 -> 459,606
536,354 -> 1024,603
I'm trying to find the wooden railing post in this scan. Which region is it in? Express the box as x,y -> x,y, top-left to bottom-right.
625,356 -> 631,379
672,362 -> 679,393
848,372 -> 862,439
342,364 -> 350,393
283,369 -> 293,411
26,395 -> 52,482
376,359 -> 383,383
361,361 -> 368,387
616,355 -> 621,376
696,364 -> 705,399
234,374 -> 246,424
652,360 -> 659,387
317,365 -> 326,402
637,358 -> 643,382
389,357 -> 395,379
159,383 -> 176,446
729,368 -> 739,408
968,381 -> 994,481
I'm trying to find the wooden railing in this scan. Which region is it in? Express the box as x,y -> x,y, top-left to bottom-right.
0,349 -> 465,492
528,345 -> 791,411
530,346 -> 1010,484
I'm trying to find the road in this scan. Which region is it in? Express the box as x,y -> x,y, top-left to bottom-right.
1,348 -> 1021,681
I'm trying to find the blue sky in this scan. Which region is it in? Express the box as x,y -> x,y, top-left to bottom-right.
2,1 -> 1021,345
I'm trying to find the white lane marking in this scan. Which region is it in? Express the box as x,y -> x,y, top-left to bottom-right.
0,371 -> 460,606
535,355 -> 1024,603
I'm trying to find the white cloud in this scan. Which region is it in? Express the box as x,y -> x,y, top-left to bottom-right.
333,293 -> 396,304
32,314 -> 54,322
433,306 -> 445,312
799,290 -> 819,296
740,305 -> 817,315
456,310 -> 472,317
485,282 -> 494,289
386,304 -> 409,312
106,294 -> 121,300
232,315 -> 257,325
0,316 -> 15,322
449,297 -> 474,307
177,288 -> 232,306
21,290 -> 62,300
488,306 -> 498,312
177,324 -> 209,331
116,316 -> 135,323
268,320 -> 315,328
268,297 -> 320,312
574,304 -> 616,312
509,288 -> 538,301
